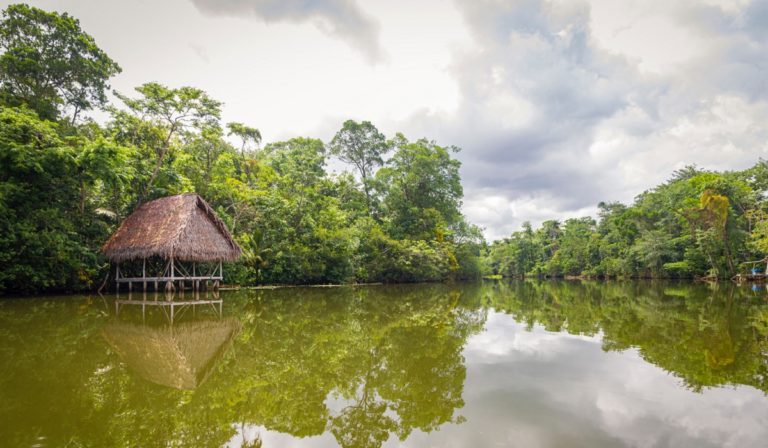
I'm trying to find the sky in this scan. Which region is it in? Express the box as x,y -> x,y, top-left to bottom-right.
5,0 -> 768,239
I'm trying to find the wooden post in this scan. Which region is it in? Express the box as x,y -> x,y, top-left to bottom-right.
170,256 -> 175,292
142,258 -> 146,292
115,263 -> 120,294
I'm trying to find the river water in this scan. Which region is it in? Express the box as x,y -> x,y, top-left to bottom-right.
1,281 -> 766,447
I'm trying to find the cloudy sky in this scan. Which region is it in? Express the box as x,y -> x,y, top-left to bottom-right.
7,0 -> 768,239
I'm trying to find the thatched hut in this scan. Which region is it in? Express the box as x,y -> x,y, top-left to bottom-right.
102,193 -> 241,292
102,318 -> 241,389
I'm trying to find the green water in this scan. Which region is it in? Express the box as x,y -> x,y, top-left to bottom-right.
1,281 -> 767,447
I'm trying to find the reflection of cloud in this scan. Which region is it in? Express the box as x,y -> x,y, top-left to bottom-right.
189,0 -> 384,63
468,312 -> 600,358
225,424 -> 336,448
437,312 -> 768,448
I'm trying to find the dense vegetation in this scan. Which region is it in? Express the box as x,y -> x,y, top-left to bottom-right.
484,164 -> 768,280
0,4 -> 484,294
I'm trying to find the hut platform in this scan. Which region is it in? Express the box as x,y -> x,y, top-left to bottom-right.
115,291 -> 223,324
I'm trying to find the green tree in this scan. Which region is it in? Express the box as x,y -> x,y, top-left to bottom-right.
0,4 -> 121,122
0,107 -> 85,292
330,120 -> 390,217
378,134 -> 463,240
114,82 -> 222,204
227,122 -> 261,155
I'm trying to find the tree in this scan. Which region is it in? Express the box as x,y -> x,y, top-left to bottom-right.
547,217 -> 598,276
329,120 -> 390,216
114,83 -> 221,203
378,134 -> 463,240
630,229 -> 675,277
0,107 -> 85,292
0,3 -> 121,122
227,122 -> 261,154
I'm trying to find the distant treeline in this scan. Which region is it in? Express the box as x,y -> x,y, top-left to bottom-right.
0,4 -> 484,294
484,162 -> 768,279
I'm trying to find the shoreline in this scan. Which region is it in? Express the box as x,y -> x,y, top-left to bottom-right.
4,277 -> 765,299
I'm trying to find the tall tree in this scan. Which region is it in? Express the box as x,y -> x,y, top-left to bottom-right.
378,134 -> 463,240
329,120 -> 390,216
114,82 -> 221,203
226,122 -> 262,184
0,3 -> 121,122
227,122 -> 261,154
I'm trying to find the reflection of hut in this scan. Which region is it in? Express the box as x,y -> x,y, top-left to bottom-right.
102,318 -> 241,389
101,193 -> 241,292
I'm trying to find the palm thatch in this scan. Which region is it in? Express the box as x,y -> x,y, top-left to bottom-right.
102,193 -> 241,263
102,318 -> 241,389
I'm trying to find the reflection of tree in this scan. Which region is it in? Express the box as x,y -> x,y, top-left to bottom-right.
331,390 -> 396,448
485,280 -> 768,393
0,286 -> 485,447
225,285 -> 485,447
11,281 -> 764,447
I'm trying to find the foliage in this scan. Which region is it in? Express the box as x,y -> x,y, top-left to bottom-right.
0,106 -> 116,293
484,165 -> 768,279
0,4 -> 121,122
329,119 -> 390,216
378,134 -> 463,241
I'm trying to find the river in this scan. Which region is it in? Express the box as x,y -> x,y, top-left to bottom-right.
0,281 -> 766,447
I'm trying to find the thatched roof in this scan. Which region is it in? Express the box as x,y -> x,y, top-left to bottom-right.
102,318 -> 241,389
102,193 -> 242,262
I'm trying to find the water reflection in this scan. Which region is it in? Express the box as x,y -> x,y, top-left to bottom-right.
224,286 -> 485,447
102,317 -> 240,390
0,282 -> 766,447
484,281 -> 768,393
